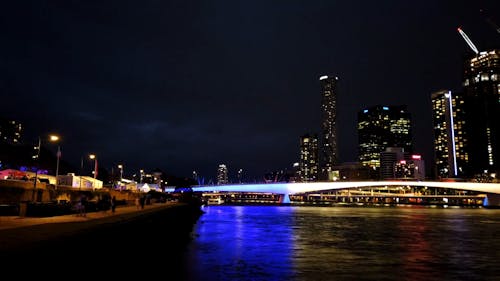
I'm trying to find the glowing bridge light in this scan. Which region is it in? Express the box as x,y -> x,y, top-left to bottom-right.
191,181 -> 500,200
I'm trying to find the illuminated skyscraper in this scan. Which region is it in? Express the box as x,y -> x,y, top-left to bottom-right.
431,90 -> 468,178
0,118 -> 22,145
217,164 -> 228,185
357,105 -> 412,175
319,75 -> 338,180
462,49 -> 500,177
299,134 -> 319,182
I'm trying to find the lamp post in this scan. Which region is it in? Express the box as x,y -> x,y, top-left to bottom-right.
89,154 -> 97,178
79,156 -> 83,190
118,164 -> 123,180
32,137 -> 41,202
32,134 -> 60,200
89,154 -> 97,189
118,164 -> 123,190
50,135 -> 60,190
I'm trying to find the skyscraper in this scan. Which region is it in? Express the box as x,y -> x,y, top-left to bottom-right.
379,147 -> 425,180
319,75 -> 338,181
462,49 -> 500,177
431,90 -> 468,178
357,105 -> 412,175
217,164 -> 228,185
299,134 -> 319,182
0,118 -> 22,145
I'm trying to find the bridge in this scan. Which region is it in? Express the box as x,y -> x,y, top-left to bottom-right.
189,181 -> 500,207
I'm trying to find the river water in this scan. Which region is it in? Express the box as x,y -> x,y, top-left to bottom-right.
183,205 -> 500,281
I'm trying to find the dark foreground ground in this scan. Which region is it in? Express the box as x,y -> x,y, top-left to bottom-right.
0,202 -> 203,279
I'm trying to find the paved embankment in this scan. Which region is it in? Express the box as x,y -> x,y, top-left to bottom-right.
0,202 -> 203,255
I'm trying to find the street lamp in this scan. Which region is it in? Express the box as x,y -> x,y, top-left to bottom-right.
32,134 -> 60,201
89,154 -> 97,179
49,135 -> 61,190
117,164 -> 123,190
118,164 -> 123,180
31,137 -> 41,201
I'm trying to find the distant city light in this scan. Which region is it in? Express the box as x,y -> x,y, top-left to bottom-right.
383,106 -> 389,110
411,155 -> 421,160
319,75 -> 328,80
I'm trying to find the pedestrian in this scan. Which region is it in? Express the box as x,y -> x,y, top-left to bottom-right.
135,197 -> 140,209
79,195 -> 87,217
140,195 -> 145,209
111,196 -> 116,213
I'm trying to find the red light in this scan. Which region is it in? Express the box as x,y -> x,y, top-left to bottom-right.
400,160 -> 406,164
412,155 -> 421,160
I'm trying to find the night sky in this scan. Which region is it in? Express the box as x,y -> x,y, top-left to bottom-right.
1,1 -> 500,182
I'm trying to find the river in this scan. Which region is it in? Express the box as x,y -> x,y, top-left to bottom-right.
183,205 -> 500,281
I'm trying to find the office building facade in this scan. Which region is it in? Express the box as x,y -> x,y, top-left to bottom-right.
431,90 -> 468,178
358,105 -> 412,175
462,49 -> 500,177
319,75 -> 339,180
0,118 -> 22,145
299,134 -> 319,182
217,164 -> 228,185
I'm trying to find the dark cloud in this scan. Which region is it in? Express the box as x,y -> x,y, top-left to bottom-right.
1,0 -> 499,181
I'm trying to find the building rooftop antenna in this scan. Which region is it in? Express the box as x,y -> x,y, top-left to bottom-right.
457,27 -> 479,54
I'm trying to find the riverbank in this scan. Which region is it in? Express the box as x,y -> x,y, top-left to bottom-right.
0,201 -> 203,277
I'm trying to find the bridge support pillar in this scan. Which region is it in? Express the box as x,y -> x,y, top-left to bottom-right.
279,193 -> 291,204
483,193 -> 500,208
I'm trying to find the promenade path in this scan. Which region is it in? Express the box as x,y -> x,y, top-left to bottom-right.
0,202 -> 181,252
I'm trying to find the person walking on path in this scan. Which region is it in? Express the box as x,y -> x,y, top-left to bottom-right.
77,195 -> 87,217
135,197 -> 140,209
110,196 -> 116,213
139,195 -> 145,209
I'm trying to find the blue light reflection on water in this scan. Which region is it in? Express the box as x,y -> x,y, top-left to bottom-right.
185,206 -> 295,281
185,206 -> 500,281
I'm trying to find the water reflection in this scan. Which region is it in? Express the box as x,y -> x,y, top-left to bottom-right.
186,206 -> 500,281
186,206 -> 294,281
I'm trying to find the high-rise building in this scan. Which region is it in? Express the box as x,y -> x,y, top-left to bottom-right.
357,105 -> 412,175
380,147 -> 408,180
395,156 -> 425,181
319,75 -> 338,180
431,90 -> 468,178
299,134 -> 319,182
0,118 -> 22,145
380,147 -> 425,180
462,49 -> 500,177
237,168 -> 243,183
217,164 -> 228,185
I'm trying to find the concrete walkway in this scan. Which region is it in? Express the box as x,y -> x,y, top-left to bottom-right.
0,202 -> 176,230
0,202 -> 184,252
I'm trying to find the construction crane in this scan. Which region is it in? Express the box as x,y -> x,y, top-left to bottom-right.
457,27 -> 479,54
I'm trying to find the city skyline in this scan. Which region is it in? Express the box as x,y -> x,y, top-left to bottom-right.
1,1 -> 500,181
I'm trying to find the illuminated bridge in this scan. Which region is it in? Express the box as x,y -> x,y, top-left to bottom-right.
190,181 -> 500,207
